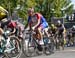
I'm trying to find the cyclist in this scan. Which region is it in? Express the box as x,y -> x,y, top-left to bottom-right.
55,20 -> 66,49
70,25 -> 75,34
50,24 -> 57,36
7,20 -> 17,36
0,6 -> 9,40
25,7 -> 49,41
55,20 -> 65,37
15,20 -> 24,39
69,25 -> 75,46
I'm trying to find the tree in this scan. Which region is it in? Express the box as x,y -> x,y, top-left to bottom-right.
35,0 -> 73,20
52,0 -> 73,17
35,0 -> 54,21
0,0 -> 74,23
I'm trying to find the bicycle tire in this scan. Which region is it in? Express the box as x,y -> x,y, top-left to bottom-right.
5,36 -> 22,58
25,38 -> 37,57
43,37 -> 52,55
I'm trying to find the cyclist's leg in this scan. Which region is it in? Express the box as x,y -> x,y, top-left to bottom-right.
44,27 -> 50,37
41,22 -> 49,37
59,30 -> 64,50
71,33 -> 75,45
37,26 -> 43,41
35,23 -> 48,44
0,28 -> 8,40
38,23 -> 49,39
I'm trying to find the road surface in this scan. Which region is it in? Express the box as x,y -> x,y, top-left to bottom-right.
20,47 -> 75,58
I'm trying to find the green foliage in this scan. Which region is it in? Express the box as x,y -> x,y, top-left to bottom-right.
0,0 -> 74,24
51,0 -> 73,17
35,0 -> 73,21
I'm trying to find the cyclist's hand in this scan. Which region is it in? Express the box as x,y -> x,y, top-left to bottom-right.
32,27 -> 35,30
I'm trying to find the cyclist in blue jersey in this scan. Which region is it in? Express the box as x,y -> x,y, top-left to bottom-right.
25,7 -> 49,41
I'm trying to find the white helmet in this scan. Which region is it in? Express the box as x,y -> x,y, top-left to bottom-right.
73,25 -> 75,28
57,20 -> 61,24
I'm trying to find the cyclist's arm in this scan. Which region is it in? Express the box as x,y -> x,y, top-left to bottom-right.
9,28 -> 16,35
25,16 -> 31,29
33,19 -> 40,28
0,28 -> 4,34
33,14 -> 41,28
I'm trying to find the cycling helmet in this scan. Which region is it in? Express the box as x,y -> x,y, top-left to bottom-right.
51,24 -> 55,27
73,25 -> 75,29
0,6 -> 8,20
57,20 -> 61,24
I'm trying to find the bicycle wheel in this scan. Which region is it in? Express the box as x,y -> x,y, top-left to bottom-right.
59,36 -> 64,50
43,37 -> 52,55
5,37 -> 22,58
22,38 -> 27,56
49,37 -> 55,53
25,37 -> 37,57
55,36 -> 60,50
0,53 -> 9,58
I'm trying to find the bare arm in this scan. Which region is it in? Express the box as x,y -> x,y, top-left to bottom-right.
33,19 -> 40,28
9,28 -> 16,35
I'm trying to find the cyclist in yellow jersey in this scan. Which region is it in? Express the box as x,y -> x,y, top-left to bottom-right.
50,24 -> 57,35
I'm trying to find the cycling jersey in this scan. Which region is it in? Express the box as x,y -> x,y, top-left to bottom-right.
51,27 -> 57,34
28,13 -> 48,29
7,21 -> 18,36
56,24 -> 64,31
56,24 -> 64,35
50,24 -> 57,33
7,21 -> 17,28
69,28 -> 75,37
70,28 -> 75,34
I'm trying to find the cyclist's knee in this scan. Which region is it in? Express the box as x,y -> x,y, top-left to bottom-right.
38,27 -> 42,31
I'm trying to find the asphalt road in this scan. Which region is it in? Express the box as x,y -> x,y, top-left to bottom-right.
20,47 -> 75,58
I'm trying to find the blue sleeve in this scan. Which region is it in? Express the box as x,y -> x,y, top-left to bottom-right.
28,16 -> 31,23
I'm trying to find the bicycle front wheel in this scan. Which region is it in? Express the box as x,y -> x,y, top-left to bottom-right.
5,36 -> 22,58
